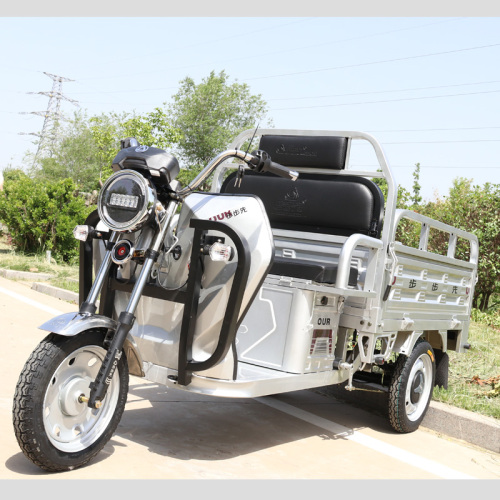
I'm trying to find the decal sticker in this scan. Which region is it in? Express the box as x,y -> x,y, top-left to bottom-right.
427,349 -> 435,362
310,329 -> 333,355
317,317 -> 331,326
209,206 -> 247,221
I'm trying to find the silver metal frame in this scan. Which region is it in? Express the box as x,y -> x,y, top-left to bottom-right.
211,129 -> 398,302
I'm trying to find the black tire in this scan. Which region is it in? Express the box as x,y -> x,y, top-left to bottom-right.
388,339 -> 436,433
12,329 -> 129,472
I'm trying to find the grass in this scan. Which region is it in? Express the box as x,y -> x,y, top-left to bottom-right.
0,234 -> 79,294
433,321 -> 500,420
0,233 -> 498,420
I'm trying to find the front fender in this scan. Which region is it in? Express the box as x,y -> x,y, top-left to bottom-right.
39,312 -> 118,336
39,312 -> 144,377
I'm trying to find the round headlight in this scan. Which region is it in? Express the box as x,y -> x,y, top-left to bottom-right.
97,170 -> 156,232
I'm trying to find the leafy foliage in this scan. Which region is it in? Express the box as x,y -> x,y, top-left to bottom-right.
31,113 -> 103,192
0,170 -> 91,262
30,109 -> 180,192
168,70 -> 270,185
411,162 -> 422,207
89,108 -> 181,184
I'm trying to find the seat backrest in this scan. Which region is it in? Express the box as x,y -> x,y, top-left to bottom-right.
221,134 -> 385,238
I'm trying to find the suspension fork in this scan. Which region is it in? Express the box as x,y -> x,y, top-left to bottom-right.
79,231 -> 120,315
88,201 -> 179,409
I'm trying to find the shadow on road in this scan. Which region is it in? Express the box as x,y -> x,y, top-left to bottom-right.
5,380 -> 395,476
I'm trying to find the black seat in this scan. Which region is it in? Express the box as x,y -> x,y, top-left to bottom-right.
221,134 -> 385,286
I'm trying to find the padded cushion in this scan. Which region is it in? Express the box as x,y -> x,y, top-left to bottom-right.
222,171 -> 384,238
259,134 -> 348,169
270,257 -> 358,286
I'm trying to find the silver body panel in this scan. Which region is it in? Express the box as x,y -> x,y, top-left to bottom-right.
118,192 -> 275,381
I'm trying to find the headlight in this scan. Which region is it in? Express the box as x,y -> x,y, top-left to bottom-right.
97,170 -> 156,232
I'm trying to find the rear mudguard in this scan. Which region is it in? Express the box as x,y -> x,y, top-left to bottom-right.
39,312 -> 144,377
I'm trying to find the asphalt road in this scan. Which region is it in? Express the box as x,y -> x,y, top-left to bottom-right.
1,275 -> 499,480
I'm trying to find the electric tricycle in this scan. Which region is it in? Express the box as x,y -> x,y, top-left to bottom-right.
12,129 -> 478,471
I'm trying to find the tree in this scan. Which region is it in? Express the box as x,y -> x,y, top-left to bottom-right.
31,112 -> 103,193
168,70 -> 271,183
89,108 -> 181,185
30,109 -> 180,192
411,162 -> 422,207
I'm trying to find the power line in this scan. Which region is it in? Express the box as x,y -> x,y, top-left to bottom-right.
75,18 -> 313,76
352,164 -> 499,169
267,79 -> 500,102
77,18 -> 462,83
368,126 -> 500,133
66,42 -> 500,100
382,139 -> 500,144
243,42 -> 500,82
271,89 -> 500,111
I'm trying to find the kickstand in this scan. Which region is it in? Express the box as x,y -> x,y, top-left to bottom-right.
339,362 -> 355,391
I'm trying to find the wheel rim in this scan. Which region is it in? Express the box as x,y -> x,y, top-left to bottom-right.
404,353 -> 433,422
43,345 -> 120,453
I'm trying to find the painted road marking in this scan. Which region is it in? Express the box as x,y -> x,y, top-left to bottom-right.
257,396 -> 476,480
0,285 -> 64,316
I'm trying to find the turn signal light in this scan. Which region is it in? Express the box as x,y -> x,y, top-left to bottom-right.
73,225 -> 90,242
209,242 -> 234,262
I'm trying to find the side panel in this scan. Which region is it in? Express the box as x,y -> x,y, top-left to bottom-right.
236,280 -> 343,374
382,244 -> 476,351
128,193 -> 274,380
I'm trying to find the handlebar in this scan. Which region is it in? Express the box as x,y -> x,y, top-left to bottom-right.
177,149 -> 299,197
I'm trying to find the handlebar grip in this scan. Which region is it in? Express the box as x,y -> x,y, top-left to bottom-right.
249,150 -> 299,181
266,161 -> 299,181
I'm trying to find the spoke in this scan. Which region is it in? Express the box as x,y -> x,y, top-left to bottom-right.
406,401 -> 417,415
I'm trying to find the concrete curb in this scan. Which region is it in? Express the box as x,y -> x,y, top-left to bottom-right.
316,383 -> 500,454
31,282 -> 78,304
424,400 -> 500,453
0,268 -> 53,281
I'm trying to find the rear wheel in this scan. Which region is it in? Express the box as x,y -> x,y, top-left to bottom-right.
12,329 -> 128,472
388,339 -> 435,433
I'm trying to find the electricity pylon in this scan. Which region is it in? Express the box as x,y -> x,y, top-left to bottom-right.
20,72 -> 78,166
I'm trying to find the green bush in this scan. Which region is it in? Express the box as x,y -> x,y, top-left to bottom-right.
0,170 -> 92,263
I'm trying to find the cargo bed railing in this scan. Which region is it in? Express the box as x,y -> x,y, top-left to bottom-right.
393,209 -> 479,265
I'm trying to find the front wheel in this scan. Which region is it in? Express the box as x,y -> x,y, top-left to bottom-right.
12,329 -> 128,472
388,339 -> 436,433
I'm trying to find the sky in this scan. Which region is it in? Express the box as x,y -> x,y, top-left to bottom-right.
1,5 -> 500,202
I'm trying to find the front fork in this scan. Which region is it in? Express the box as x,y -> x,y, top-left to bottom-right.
85,201 -> 178,409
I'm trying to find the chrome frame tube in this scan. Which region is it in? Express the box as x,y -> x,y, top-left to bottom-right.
86,231 -> 119,306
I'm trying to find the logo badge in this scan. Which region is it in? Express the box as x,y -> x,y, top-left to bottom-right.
135,145 -> 149,152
